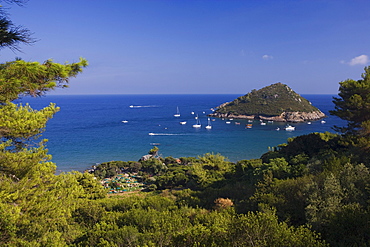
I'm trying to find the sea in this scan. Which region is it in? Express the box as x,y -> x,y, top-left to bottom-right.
21,94 -> 344,173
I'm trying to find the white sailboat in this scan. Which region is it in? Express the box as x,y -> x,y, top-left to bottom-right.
193,115 -> 201,128
174,107 -> 180,117
205,118 -> 212,129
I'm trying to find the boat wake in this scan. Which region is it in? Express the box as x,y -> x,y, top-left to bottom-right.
148,133 -> 185,136
130,105 -> 159,108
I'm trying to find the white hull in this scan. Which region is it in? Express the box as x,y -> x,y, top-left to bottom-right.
285,125 -> 295,131
174,107 -> 180,117
193,114 -> 201,128
205,118 -> 212,129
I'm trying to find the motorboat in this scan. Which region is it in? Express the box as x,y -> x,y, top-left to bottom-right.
285,125 -> 295,131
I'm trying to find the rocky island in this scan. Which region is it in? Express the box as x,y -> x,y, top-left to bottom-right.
209,82 -> 326,122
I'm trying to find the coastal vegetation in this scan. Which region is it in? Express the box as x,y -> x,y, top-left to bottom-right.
1,1 -> 370,246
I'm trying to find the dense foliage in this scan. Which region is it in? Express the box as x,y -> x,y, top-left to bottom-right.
88,130 -> 370,246
1,1 -> 370,246
331,66 -> 370,136
215,82 -> 320,116
0,2 -> 93,246
330,66 -> 370,164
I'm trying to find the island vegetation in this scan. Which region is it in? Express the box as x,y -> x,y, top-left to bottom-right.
1,1 -> 370,246
209,82 -> 326,122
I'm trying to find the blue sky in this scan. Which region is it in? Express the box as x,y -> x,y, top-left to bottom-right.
1,0 -> 370,95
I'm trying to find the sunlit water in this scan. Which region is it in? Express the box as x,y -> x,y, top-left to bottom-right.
22,94 -> 344,172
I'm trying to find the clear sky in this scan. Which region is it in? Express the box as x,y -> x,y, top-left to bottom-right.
1,0 -> 370,95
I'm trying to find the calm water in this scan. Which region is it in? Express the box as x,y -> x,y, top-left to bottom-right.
22,94 -> 344,172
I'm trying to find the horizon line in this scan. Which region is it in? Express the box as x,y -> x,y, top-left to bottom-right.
47,92 -> 338,96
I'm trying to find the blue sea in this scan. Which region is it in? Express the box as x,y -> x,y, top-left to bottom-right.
22,94 -> 344,173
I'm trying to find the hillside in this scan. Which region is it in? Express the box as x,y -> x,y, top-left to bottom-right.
209,82 -> 326,122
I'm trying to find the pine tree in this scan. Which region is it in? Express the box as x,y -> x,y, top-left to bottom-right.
330,66 -> 370,162
0,2 -> 94,245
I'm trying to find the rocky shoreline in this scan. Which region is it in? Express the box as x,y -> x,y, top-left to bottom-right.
208,110 -> 326,123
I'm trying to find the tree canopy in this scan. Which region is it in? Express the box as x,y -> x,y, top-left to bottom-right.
0,1 -> 369,246
331,66 -> 370,136
0,0 -> 35,51
0,2 -> 97,246
330,66 -> 370,163
0,58 -> 88,102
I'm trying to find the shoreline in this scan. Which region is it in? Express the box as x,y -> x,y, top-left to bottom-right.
208,110 -> 326,123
